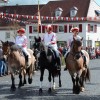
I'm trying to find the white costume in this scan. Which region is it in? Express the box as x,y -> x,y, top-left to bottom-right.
15,35 -> 31,58
42,32 -> 58,51
64,35 -> 82,57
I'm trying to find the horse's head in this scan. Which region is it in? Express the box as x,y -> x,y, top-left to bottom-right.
2,41 -> 15,55
33,36 -> 42,51
72,37 -> 83,53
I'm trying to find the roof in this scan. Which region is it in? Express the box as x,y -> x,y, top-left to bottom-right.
0,4 -> 44,27
39,0 -> 90,17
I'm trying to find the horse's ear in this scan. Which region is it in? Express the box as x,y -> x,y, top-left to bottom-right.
81,37 -> 83,41
34,36 -> 37,41
38,36 -> 41,42
0,40 -> 4,44
6,41 -> 9,44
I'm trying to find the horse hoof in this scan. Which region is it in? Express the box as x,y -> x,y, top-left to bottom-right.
39,88 -> 42,94
48,88 -> 52,93
28,78 -> 32,84
52,86 -> 55,90
10,86 -> 16,91
59,83 -> 62,87
24,80 -> 27,84
18,83 -> 23,88
74,86 -> 80,94
80,87 -> 85,92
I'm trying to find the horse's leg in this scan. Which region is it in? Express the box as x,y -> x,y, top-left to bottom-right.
18,69 -> 26,88
23,69 -> 27,85
58,70 -> 62,87
18,72 -> 23,88
80,70 -> 86,92
71,75 -> 76,94
28,65 -> 33,84
48,71 -> 52,93
52,74 -> 55,89
11,73 -> 16,91
75,75 -> 81,94
39,68 -> 45,93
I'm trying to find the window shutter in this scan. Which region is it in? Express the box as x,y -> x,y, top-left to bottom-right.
52,25 -> 57,33
42,25 -> 45,33
29,26 -> 32,33
39,25 -> 41,33
64,25 -> 67,33
88,24 -> 90,32
55,25 -> 58,33
94,25 -> 97,33
52,25 -> 55,32
69,25 -> 72,32
79,24 -> 82,32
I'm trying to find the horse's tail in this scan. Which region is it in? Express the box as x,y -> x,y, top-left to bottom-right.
85,67 -> 90,82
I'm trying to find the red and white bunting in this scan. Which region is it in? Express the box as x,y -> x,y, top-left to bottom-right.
0,12 -> 100,22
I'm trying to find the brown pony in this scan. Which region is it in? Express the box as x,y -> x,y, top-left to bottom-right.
65,38 -> 90,94
1,41 -> 36,91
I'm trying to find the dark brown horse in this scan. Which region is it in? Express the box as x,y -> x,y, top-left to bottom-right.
33,37 -> 62,93
65,38 -> 90,94
1,41 -> 36,91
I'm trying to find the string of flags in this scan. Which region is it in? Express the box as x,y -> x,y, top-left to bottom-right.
0,12 -> 100,24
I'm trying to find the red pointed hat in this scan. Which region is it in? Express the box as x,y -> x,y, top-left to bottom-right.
70,27 -> 79,32
17,28 -> 25,34
45,24 -> 53,32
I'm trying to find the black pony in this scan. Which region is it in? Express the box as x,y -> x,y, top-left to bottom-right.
33,36 -> 62,93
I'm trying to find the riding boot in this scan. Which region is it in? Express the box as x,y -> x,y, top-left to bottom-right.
64,53 -> 69,71
80,51 -> 87,68
56,57 -> 61,70
26,55 -> 29,67
83,56 -> 87,68
64,57 -> 67,71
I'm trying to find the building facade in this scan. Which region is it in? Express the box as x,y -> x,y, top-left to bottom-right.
26,0 -> 100,48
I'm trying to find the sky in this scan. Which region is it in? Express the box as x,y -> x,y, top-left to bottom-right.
0,0 -> 100,6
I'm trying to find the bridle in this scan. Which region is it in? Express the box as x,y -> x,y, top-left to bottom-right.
71,39 -> 82,60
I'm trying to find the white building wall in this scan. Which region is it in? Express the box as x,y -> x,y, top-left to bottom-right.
26,22 -> 88,48
87,0 -> 100,17
0,30 -> 16,42
86,22 -> 100,48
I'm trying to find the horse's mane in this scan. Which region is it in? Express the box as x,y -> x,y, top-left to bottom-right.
4,41 -> 22,51
5,41 -> 15,46
10,45 -> 22,51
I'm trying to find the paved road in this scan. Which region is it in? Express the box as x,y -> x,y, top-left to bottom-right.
0,58 -> 100,100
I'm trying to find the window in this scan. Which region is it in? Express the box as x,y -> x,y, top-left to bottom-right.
70,7 -> 78,17
5,32 -> 10,39
29,26 -> 32,33
71,10 -> 75,17
56,11 -> 60,17
88,24 -> 97,33
59,26 -> 64,32
55,7 -> 63,17
69,24 -> 82,33
33,26 -> 38,32
95,10 -> 100,16
90,25 -> 93,32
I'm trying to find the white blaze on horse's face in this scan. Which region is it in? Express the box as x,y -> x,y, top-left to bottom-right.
44,46 -> 48,55
37,53 -> 40,58
78,46 -> 82,52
